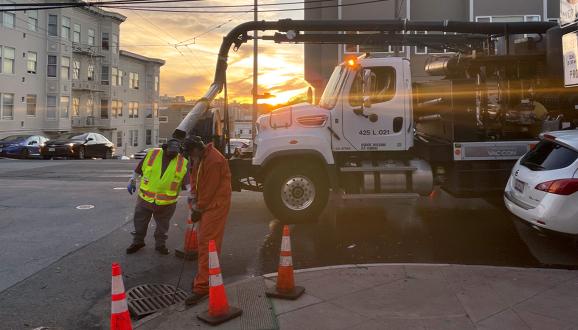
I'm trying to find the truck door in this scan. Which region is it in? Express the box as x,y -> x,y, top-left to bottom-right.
341,64 -> 407,151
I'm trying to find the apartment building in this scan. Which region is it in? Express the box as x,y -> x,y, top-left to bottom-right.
0,1 -> 164,156
305,0 -> 561,99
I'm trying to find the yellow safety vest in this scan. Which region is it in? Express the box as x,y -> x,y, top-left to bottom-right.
138,148 -> 188,206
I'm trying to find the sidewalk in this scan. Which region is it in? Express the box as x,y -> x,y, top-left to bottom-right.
136,264 -> 578,329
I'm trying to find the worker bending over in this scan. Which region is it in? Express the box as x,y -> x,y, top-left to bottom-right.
184,136 -> 232,305
126,138 -> 189,255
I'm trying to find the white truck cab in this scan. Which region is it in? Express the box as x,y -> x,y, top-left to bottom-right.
251,56 -> 432,223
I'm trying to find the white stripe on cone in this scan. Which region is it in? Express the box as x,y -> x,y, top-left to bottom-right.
209,273 -> 224,287
281,235 -> 291,252
279,255 -> 293,267
111,299 -> 129,314
112,275 -> 125,295
209,251 -> 220,269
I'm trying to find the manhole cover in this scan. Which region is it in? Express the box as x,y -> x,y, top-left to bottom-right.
127,283 -> 188,318
75,205 -> 94,210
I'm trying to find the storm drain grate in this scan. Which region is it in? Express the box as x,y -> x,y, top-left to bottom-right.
126,283 -> 188,318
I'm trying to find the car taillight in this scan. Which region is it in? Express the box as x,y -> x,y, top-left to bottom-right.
535,179 -> 578,195
296,115 -> 328,127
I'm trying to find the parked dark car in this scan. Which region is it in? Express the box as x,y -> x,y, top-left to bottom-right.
41,132 -> 115,159
0,135 -> 50,159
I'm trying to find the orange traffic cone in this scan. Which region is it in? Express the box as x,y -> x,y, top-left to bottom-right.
197,240 -> 242,325
266,225 -> 305,300
111,263 -> 132,330
175,217 -> 198,260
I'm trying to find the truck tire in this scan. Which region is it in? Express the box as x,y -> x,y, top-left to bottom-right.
263,161 -> 329,224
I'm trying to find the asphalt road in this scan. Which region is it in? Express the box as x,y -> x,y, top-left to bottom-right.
1,158 -> 577,329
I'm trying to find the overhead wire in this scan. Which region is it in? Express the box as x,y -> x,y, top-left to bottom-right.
1,0 -> 389,12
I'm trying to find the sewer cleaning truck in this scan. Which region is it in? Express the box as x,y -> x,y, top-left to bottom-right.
173,19 -> 578,223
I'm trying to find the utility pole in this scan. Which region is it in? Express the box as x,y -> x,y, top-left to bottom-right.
252,0 -> 258,141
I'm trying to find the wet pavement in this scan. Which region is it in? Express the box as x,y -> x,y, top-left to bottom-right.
2,158 -> 578,328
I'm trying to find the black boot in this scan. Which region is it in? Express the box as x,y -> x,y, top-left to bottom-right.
126,243 -> 145,254
185,292 -> 208,306
155,246 -> 170,255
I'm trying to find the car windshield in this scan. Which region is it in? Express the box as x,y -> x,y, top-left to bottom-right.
58,133 -> 89,140
318,65 -> 350,110
1,135 -> 29,142
520,140 -> 578,171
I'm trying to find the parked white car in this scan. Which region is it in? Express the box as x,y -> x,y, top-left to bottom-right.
504,130 -> 578,235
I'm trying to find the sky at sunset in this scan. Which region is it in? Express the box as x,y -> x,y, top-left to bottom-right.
114,2 -> 309,105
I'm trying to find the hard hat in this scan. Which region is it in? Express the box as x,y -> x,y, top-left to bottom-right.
184,136 -> 205,151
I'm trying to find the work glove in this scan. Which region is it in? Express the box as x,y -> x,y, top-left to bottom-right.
127,172 -> 140,195
127,178 -> 137,195
190,209 -> 202,223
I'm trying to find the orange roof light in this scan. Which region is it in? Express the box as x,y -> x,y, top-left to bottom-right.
347,58 -> 356,66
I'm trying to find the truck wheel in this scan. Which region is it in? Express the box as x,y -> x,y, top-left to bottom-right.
263,161 -> 329,224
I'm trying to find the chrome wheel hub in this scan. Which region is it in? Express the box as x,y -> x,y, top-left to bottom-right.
281,176 -> 316,211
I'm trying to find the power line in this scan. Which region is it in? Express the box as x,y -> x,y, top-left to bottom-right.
1,0 -> 389,12
3,0 -> 354,8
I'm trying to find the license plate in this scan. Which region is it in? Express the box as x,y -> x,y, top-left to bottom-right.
48,148 -> 55,152
514,179 -> 525,193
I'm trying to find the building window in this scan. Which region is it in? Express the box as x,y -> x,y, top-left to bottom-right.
47,55 -> 57,77
476,15 -> 541,23
61,56 -> 70,80
47,95 -> 57,119
1,46 -> 15,74
112,34 -> 118,53
61,17 -> 70,41
72,60 -> 80,80
116,131 -> 123,147
129,102 -> 139,118
1,93 -> 14,120
101,65 -> 109,85
2,1 -> 15,29
133,130 -> 139,147
153,102 -> 158,117
112,67 -> 118,86
73,24 -> 80,43
88,28 -> 95,46
414,31 -> 428,54
88,64 -> 94,81
26,94 -> 36,116
145,129 -> 152,145
102,32 -> 109,50
118,69 -> 123,86
27,10 -> 38,31
48,14 -> 58,36
72,97 -> 79,117
27,51 -> 37,74
159,115 -> 168,123
154,76 -> 159,92
60,96 -> 69,118
117,100 -> 123,117
100,99 -> 108,119
111,100 -> 119,118
129,72 -> 139,89
86,97 -> 94,116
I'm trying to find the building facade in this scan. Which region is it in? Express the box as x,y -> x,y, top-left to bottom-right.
305,0 -> 561,100
0,2 -> 163,156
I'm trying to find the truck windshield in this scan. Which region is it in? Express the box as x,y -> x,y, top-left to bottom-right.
319,65 -> 349,110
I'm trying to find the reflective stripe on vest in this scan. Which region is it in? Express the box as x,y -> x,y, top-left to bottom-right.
147,149 -> 161,166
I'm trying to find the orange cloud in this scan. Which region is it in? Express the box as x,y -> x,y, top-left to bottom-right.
116,3 -> 309,104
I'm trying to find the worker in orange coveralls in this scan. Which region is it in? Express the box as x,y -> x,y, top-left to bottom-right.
183,136 -> 232,305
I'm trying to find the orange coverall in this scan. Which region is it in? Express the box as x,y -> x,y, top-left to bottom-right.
191,143 -> 232,295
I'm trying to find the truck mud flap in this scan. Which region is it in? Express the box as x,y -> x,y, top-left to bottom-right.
229,158 -> 261,192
